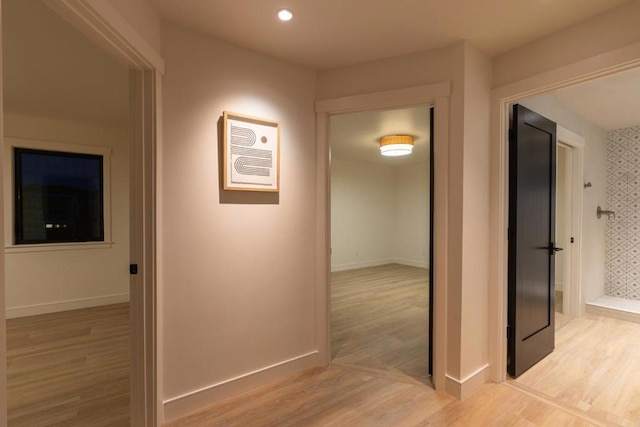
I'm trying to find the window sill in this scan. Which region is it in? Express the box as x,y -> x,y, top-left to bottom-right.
4,241 -> 114,254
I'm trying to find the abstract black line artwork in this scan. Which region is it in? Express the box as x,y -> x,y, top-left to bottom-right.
223,112 -> 280,192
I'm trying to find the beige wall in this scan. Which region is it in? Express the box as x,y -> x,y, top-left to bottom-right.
520,95 -> 608,305
318,46 -> 453,100
160,23 -> 318,416
459,44 -> 492,383
330,159 -> 430,271
493,1 -> 640,88
2,112 -> 130,317
105,0 -> 162,54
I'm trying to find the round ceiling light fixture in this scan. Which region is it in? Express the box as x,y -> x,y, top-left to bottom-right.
277,8 -> 294,21
379,135 -> 414,157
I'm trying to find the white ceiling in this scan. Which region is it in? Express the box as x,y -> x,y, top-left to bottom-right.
330,107 -> 430,166
149,0 -> 629,70
5,0 -> 636,137
3,0 -> 129,128
551,68 -> 640,130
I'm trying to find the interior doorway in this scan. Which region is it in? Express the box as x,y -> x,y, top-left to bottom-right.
554,140 -> 582,329
2,0 -> 131,424
502,66 -> 640,424
328,105 -> 433,385
1,0 -> 160,425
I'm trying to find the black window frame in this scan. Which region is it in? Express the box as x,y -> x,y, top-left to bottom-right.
14,147 -> 105,245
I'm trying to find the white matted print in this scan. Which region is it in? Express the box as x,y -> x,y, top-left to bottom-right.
223,112 -> 280,192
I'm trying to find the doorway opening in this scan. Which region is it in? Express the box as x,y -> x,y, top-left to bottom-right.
2,0 -> 153,425
554,140 -> 582,330
504,66 -> 640,424
328,105 -> 433,385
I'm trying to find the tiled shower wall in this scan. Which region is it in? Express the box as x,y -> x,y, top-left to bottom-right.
606,125 -> 640,301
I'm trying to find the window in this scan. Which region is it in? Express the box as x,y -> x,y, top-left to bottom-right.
14,148 -> 104,244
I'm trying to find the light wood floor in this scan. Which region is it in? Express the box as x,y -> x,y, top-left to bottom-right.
166,266 -> 640,426
331,264 -> 430,384
514,313 -> 640,426
6,303 -> 130,427
165,363 -> 601,426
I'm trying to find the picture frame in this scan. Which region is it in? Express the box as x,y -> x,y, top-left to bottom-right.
222,111 -> 280,192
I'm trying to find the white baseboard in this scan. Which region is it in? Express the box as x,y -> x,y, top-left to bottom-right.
586,302 -> 640,324
445,363 -> 490,400
163,351 -> 319,422
393,258 -> 429,269
331,258 -> 395,272
6,293 -> 130,319
331,258 -> 429,272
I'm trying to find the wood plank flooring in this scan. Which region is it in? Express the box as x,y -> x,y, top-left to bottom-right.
165,263 -> 639,426
331,264 -> 430,384
6,303 -> 130,427
515,314 -> 640,426
556,310 -> 571,331
165,363 -> 600,426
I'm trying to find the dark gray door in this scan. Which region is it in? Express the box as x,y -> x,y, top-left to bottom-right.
508,104 -> 559,378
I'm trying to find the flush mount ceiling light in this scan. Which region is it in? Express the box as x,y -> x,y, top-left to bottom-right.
277,8 -> 294,21
379,135 -> 414,157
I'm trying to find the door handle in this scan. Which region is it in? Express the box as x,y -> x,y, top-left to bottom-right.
548,243 -> 563,255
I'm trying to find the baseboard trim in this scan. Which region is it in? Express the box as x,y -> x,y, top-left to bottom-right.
586,303 -> 640,324
331,258 -> 429,272
393,258 -> 429,269
163,351 -> 319,422
331,259 -> 395,272
6,293 -> 130,319
445,363 -> 490,400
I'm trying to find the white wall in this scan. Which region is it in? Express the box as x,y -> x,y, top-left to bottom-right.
521,95 -> 608,305
395,161 -> 430,268
3,112 -> 130,317
330,159 -> 429,271
330,159 -> 396,270
161,23 -> 318,419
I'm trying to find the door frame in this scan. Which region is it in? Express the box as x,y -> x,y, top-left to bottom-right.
556,129 -> 585,319
315,82 -> 450,391
556,143 -> 571,316
1,1 -> 164,425
489,42 -> 640,383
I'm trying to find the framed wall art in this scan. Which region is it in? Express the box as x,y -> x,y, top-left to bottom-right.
223,111 -> 280,192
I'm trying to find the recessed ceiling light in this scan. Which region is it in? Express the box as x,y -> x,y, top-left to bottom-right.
277,8 -> 294,22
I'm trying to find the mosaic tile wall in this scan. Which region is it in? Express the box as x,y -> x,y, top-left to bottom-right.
606,125 -> 640,300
